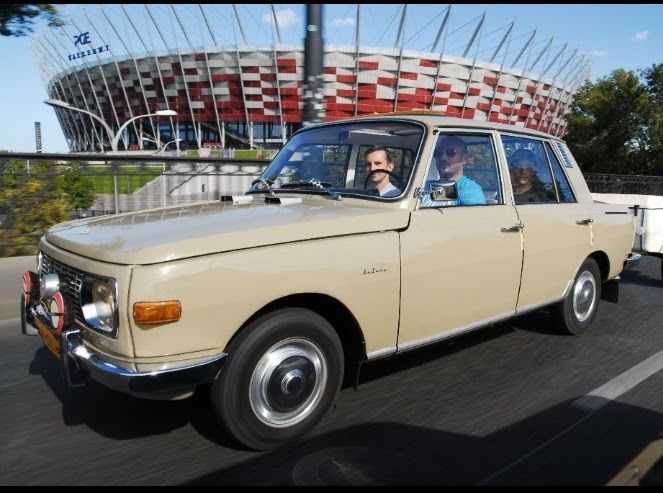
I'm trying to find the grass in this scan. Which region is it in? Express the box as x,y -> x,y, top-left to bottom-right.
83,165 -> 163,194
181,149 -> 276,159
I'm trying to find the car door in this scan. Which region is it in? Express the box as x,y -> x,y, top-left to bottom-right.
398,131 -> 523,351
500,134 -> 592,312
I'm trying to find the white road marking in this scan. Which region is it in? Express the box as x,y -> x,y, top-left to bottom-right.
478,349 -> 663,485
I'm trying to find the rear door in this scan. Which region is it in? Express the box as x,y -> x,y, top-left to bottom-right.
500,134 -> 592,311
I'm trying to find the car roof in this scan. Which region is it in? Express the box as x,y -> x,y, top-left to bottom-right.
321,111 -> 564,143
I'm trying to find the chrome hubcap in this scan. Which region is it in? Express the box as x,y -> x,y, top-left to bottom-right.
250,338 -> 327,428
573,271 -> 596,322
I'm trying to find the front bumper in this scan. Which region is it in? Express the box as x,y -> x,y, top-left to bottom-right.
23,302 -> 226,397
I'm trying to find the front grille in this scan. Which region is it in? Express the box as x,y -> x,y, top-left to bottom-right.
40,253 -> 84,322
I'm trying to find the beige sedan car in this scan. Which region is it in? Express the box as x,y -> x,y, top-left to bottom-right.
21,113 -> 635,450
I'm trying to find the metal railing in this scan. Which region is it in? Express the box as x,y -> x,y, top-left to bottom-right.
0,153 -> 268,256
1,152 -> 662,256
584,173 -> 663,195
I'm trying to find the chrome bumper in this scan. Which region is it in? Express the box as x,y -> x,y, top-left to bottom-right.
24,304 -> 227,396
626,252 -> 642,267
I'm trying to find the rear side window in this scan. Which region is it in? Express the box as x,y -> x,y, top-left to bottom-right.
545,142 -> 576,203
500,135 -> 556,204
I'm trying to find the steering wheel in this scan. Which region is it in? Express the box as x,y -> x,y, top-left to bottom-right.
363,169 -> 402,190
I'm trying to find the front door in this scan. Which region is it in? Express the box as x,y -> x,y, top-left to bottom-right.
398,132 -> 523,351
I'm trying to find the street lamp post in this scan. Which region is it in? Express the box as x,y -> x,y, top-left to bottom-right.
45,98 -> 115,151
111,110 -> 177,152
45,99 -> 178,213
44,98 -> 176,152
160,138 -> 183,156
150,138 -> 182,207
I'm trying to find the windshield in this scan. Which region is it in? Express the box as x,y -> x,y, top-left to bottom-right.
249,120 -> 425,200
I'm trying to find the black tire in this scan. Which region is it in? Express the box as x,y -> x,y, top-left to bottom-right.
660,258 -> 663,283
550,258 -> 602,335
211,308 -> 344,450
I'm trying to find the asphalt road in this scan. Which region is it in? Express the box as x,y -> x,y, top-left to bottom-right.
2,256 -> 663,485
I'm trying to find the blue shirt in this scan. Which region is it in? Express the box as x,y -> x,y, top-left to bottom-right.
379,182 -> 402,198
420,175 -> 486,207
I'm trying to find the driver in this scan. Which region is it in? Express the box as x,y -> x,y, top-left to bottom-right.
364,146 -> 402,197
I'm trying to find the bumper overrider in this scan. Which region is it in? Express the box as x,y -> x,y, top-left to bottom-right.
22,298 -> 227,397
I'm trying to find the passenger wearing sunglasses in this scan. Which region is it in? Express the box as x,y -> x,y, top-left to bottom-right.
421,135 -> 485,207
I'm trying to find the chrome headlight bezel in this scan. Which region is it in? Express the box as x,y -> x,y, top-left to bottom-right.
79,275 -> 119,338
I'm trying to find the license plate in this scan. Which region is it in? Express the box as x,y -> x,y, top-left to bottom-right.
35,315 -> 61,359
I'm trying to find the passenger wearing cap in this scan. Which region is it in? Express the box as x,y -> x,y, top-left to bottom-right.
508,148 -> 551,204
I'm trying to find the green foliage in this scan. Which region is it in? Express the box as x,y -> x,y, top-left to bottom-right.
0,4 -> 61,37
564,65 -> 663,174
643,64 -> 663,173
0,159 -> 68,257
57,162 -> 96,210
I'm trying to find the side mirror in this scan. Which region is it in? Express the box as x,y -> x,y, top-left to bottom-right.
429,180 -> 458,201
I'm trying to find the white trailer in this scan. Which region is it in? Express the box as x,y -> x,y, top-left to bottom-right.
593,193 -> 663,280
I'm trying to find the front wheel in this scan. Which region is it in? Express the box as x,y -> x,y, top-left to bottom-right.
211,308 -> 344,450
550,258 -> 602,335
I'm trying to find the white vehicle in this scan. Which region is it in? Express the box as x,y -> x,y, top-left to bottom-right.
593,193 -> 663,280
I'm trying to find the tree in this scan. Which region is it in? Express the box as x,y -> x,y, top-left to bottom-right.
0,159 -> 68,257
57,162 -> 96,211
564,69 -> 652,174
564,65 -> 663,175
0,4 -> 61,37
642,63 -> 663,175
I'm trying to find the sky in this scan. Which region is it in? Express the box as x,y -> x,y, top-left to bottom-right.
0,3 -> 660,153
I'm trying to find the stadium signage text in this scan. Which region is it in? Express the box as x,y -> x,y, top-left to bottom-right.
68,31 -> 110,61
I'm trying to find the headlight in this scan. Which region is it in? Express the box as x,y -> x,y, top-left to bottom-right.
80,276 -> 118,337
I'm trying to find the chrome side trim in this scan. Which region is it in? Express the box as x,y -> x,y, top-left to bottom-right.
394,294 -> 569,354
366,346 -> 397,361
397,310 -> 516,353
515,295 -> 565,315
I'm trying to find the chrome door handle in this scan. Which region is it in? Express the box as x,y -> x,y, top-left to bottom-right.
576,218 -> 593,225
501,223 -> 524,232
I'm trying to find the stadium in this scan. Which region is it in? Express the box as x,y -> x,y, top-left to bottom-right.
31,4 -> 592,153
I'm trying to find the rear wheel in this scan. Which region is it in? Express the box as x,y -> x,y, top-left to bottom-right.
211,308 -> 344,450
550,258 -> 601,335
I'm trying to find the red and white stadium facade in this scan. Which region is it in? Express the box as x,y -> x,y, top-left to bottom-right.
32,5 -> 591,153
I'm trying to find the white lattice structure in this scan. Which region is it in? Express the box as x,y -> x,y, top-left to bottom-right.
31,4 -> 591,152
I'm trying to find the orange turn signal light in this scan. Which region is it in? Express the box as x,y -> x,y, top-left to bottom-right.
133,300 -> 182,325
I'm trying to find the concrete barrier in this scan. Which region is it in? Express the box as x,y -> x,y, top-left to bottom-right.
0,256 -> 34,321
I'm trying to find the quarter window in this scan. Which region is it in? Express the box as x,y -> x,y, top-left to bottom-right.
545,142 -> 576,203
555,142 -> 574,168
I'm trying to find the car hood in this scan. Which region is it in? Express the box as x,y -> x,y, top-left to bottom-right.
45,197 -> 410,265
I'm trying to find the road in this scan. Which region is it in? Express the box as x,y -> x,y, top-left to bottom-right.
1,256 -> 663,485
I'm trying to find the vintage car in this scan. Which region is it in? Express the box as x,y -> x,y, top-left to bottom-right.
21,113 -> 635,450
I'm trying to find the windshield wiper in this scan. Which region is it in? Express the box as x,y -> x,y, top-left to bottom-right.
279,179 -> 342,201
250,177 -> 276,197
